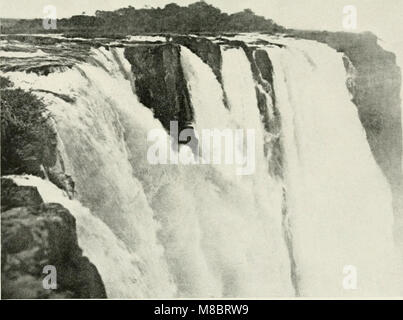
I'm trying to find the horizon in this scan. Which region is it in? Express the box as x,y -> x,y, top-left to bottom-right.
1,0 -> 402,44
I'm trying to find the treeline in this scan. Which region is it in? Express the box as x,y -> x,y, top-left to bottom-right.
1,1 -> 285,36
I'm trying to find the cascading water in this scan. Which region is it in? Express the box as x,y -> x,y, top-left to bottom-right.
4,44 -> 293,297
3,34 -> 403,298
266,38 -> 402,296
4,48 -> 177,298
179,46 -> 294,296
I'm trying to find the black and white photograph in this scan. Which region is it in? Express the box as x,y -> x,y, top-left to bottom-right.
0,0 -> 403,302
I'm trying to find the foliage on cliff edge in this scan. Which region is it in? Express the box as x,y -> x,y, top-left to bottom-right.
1,76 -> 57,176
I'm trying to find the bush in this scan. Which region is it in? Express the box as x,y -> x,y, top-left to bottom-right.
1,76 -> 56,175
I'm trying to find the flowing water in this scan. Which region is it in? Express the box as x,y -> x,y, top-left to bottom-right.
266,39 -> 402,296
2,35 -> 402,297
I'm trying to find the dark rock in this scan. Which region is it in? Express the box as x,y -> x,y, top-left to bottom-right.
1,179 -> 106,299
124,44 -> 193,131
1,178 -> 43,211
254,50 -> 274,89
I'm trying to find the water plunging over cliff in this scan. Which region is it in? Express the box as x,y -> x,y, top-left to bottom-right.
4,45 -> 293,297
267,38 -> 402,296
2,35 -> 402,297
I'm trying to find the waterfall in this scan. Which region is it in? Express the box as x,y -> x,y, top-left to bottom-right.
3,35 -> 403,297
266,39 -> 402,296
5,48 -> 177,298
4,45 -> 293,297
179,45 -> 294,296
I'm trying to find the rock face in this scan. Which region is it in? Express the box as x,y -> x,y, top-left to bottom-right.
1,178 -> 106,299
124,44 -> 193,131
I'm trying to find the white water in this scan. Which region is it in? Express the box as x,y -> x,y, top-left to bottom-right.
180,46 -> 293,296
4,48 -> 177,298
4,45 -> 293,297
0,49 -> 48,58
267,39 -> 402,296
127,35 -> 166,42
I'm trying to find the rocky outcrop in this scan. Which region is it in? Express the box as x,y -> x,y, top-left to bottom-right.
1,178 -> 43,210
124,44 -> 193,131
1,178 -> 106,299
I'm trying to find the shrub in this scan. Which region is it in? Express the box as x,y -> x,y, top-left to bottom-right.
1,76 -> 56,175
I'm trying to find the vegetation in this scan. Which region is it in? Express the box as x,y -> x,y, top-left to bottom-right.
1,1 -> 284,37
1,76 -> 56,175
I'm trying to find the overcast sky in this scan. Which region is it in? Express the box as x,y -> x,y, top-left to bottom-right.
1,0 -> 402,43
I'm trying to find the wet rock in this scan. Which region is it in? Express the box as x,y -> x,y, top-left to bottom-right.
124,44 -> 193,131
